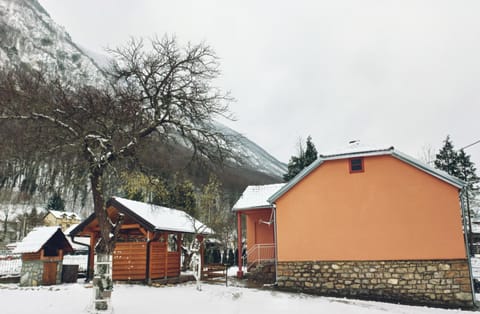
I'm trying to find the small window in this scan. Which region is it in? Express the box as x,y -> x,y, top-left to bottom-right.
349,158 -> 364,173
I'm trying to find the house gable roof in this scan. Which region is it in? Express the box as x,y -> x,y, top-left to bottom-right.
112,197 -> 212,234
232,183 -> 285,211
13,226 -> 73,254
268,144 -> 464,204
70,197 -> 212,236
47,210 -> 81,220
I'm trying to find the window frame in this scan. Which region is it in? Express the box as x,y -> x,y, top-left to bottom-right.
349,157 -> 364,173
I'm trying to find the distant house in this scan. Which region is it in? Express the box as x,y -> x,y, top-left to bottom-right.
14,226 -> 73,286
70,197 -> 212,282
233,143 -> 474,309
43,210 -> 81,231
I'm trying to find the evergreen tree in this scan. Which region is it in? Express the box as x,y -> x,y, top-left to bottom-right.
434,136 -> 459,177
457,149 -> 480,199
434,136 -> 479,195
434,136 -> 480,240
46,192 -> 65,212
283,136 -> 318,181
304,136 -> 318,167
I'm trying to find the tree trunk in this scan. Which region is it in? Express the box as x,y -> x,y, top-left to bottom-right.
93,253 -> 113,311
90,171 -> 114,312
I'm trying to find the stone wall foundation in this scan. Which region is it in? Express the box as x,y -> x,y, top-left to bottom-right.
276,259 -> 474,309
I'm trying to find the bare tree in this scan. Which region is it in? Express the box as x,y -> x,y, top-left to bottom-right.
0,35 -> 231,311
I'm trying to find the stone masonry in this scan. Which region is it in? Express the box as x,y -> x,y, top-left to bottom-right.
247,262 -> 276,284
276,259 -> 474,309
20,260 -> 62,286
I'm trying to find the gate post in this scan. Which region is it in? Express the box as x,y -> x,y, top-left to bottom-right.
236,211 -> 243,279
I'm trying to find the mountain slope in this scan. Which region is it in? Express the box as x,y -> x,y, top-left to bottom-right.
0,0 -> 286,180
0,0 -> 104,84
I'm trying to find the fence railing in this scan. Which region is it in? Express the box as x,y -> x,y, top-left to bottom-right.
0,253 -> 21,276
246,243 -> 275,269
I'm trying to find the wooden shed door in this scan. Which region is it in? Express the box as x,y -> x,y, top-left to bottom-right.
42,262 -> 57,285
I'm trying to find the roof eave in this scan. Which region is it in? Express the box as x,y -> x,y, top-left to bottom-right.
391,150 -> 465,189
268,146 -> 464,203
319,148 -> 394,160
268,159 -> 325,203
155,226 -> 213,235
232,204 -> 274,212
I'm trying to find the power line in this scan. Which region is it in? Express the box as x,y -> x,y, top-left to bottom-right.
461,139 -> 480,151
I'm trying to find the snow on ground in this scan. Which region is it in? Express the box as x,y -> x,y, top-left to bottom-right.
0,280 -> 471,314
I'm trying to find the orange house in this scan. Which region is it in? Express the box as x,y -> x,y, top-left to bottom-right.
233,144 -> 474,309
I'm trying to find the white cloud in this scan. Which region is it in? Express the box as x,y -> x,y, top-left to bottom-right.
40,0 -> 480,166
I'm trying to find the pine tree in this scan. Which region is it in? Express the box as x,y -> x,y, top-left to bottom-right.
434,136 -> 480,243
283,136 -> 318,181
304,136 -> 318,167
46,192 -> 65,212
434,136 -> 459,177
434,136 -> 479,195
457,149 -> 480,199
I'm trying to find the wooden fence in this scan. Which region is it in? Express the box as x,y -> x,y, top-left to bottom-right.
201,264 -> 227,285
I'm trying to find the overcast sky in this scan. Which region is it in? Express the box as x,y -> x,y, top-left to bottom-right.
39,0 -> 480,167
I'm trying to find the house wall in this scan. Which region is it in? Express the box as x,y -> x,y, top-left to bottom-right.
245,209 -> 275,250
275,155 -> 466,262
43,213 -> 80,231
43,213 -> 57,227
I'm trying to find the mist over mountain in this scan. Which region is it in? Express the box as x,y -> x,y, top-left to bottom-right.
0,0 -> 286,209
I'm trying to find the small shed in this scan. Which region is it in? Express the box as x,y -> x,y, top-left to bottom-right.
14,226 -> 73,286
70,197 -> 212,282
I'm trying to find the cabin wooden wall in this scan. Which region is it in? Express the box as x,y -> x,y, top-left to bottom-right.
113,242 -> 147,280
150,241 -> 180,279
112,240 -> 181,281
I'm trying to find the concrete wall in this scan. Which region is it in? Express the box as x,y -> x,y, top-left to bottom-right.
276,155 -> 466,261
246,209 -> 274,250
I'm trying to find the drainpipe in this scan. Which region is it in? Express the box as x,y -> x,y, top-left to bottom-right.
273,204 -> 278,286
70,235 -> 91,282
460,188 -> 478,308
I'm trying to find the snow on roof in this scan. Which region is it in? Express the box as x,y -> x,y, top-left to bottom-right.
319,141 -> 393,158
13,226 -> 61,254
113,197 -> 213,234
48,210 -> 80,220
232,183 -> 285,211
64,224 -> 89,251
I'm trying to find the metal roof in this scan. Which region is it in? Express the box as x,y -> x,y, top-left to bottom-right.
268,145 -> 464,203
232,183 -> 285,211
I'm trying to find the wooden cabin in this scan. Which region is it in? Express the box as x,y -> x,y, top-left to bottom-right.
70,197 -> 212,282
234,143 -> 474,309
14,226 -> 73,286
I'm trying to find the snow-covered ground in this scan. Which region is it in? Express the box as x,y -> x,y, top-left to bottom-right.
0,280 -> 472,314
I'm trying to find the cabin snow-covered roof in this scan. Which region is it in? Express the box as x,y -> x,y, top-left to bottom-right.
232,183 -> 285,211
268,142 -> 465,203
111,197 -> 213,234
13,226 -> 72,254
64,224 -> 90,250
47,210 -> 80,220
